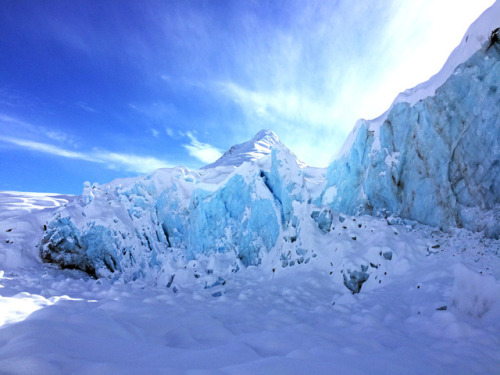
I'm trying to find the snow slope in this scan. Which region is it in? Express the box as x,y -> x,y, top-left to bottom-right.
337,1 -> 500,158
393,1 -> 500,107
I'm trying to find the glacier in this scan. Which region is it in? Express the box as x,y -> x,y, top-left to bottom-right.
40,136 -> 318,279
39,6 -> 500,282
320,29 -> 500,238
3,4 -> 500,374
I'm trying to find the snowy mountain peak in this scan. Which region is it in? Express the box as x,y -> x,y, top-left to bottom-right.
251,129 -> 280,143
202,129 -> 290,169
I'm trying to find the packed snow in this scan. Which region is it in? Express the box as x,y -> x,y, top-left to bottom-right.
1,2 -> 500,374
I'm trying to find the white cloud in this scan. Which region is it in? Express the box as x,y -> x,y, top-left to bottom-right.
182,132 -> 222,164
0,135 -> 171,174
0,113 -> 31,127
76,102 -> 97,113
151,129 -> 159,138
215,81 -> 338,126
165,128 -> 174,137
0,113 -> 77,146
0,136 -> 99,162
96,151 -> 170,173
44,130 -> 78,146
204,0 -> 495,167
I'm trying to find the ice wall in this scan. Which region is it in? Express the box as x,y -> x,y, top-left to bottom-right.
321,38 -> 500,238
39,145 -> 312,278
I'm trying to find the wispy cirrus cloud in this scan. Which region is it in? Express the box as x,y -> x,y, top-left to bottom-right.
198,0 -> 495,166
75,102 -> 97,113
165,128 -> 175,138
0,136 -> 98,162
182,132 -> 222,165
0,135 -> 171,174
98,151 -> 170,173
214,81 -> 338,127
0,113 -> 78,147
0,113 -> 31,127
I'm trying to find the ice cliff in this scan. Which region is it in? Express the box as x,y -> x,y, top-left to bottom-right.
40,133 -> 319,279
40,4 -> 500,280
320,5 -> 500,238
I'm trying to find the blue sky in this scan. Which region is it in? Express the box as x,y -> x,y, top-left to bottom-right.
0,0 -> 494,194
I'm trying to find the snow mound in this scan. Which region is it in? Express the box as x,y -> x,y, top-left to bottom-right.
37,142 -> 319,280
451,264 -> 500,318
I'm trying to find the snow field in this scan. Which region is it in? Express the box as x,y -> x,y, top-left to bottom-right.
1,195 -> 499,374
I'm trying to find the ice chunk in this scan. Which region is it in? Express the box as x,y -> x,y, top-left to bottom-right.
343,270 -> 370,294
311,209 -> 333,233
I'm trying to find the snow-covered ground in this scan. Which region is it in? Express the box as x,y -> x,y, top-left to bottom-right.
1,192 -> 499,374
0,192 -> 74,269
